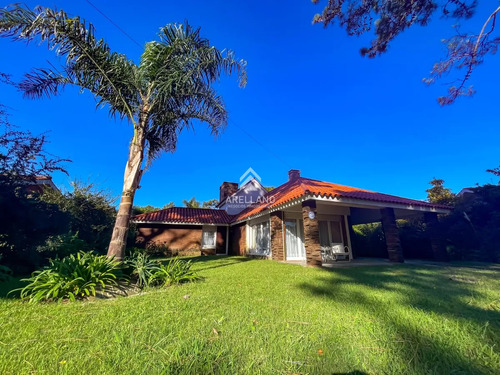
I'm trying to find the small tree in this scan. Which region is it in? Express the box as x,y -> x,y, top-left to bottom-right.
426,178 -> 456,206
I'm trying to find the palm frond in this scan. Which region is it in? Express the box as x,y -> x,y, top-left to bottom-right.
19,68 -> 71,98
0,4 -> 140,122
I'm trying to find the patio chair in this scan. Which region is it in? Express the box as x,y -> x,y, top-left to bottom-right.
330,244 -> 350,261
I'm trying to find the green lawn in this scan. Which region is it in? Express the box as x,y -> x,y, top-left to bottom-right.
1,257 -> 499,375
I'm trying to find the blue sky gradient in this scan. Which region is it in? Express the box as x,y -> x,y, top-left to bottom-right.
0,0 -> 498,207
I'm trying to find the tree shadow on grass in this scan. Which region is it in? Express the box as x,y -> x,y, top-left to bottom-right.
0,276 -> 24,299
297,265 -> 500,374
180,255 -> 254,272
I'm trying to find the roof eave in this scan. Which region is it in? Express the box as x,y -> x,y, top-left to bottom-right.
230,194 -> 451,225
132,220 -> 230,226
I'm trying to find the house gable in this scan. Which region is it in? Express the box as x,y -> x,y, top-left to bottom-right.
218,178 -> 268,215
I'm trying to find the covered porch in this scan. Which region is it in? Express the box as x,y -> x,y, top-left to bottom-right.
262,198 -> 449,267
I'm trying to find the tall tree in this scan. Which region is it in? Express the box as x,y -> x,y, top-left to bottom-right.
183,197 -> 200,208
202,199 -> 218,208
426,178 -> 456,206
0,5 -> 246,260
312,1 -> 500,105
163,201 -> 175,209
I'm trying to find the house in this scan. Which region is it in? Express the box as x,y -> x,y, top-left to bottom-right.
26,176 -> 60,195
132,170 -> 451,265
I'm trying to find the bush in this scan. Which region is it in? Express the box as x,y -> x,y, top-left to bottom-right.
124,251 -> 161,288
15,251 -> 123,302
0,255 -> 12,282
150,258 -> 199,287
144,242 -> 169,257
124,252 -> 199,288
40,181 -> 116,254
36,232 -> 88,258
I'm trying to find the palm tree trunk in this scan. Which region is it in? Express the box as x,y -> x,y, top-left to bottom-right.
107,124 -> 146,261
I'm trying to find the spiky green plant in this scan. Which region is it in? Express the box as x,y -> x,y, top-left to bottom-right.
15,251 -> 123,302
150,258 -> 199,287
124,251 -> 161,288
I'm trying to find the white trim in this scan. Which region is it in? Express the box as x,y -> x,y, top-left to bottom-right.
285,218 -> 306,261
133,220 -> 229,226
231,194 -> 450,225
247,218 -> 271,256
305,194 -> 450,213
269,216 -> 273,258
344,215 -> 353,260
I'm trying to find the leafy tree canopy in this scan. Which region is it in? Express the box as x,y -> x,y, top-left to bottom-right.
132,205 -> 162,216
426,178 -> 456,206
312,1 -> 500,104
202,199 -> 218,208
183,197 -> 200,208
0,97 -> 68,183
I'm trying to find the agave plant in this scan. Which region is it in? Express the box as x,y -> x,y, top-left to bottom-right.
15,251 -> 123,302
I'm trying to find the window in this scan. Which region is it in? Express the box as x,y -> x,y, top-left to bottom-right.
202,226 -> 217,249
248,220 -> 270,255
319,219 -> 344,247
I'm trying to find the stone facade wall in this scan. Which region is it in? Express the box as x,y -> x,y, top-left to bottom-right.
302,201 -> 322,267
270,211 -> 285,261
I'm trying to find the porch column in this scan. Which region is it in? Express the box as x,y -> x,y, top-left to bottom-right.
270,211 -> 285,261
424,212 -> 448,261
380,207 -> 404,263
302,200 -> 322,267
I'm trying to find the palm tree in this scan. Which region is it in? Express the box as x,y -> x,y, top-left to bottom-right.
0,5 -> 246,260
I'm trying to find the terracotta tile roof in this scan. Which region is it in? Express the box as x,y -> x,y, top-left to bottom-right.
234,177 -> 451,221
132,207 -> 233,224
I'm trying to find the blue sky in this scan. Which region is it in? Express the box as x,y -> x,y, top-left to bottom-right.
0,1 -> 498,207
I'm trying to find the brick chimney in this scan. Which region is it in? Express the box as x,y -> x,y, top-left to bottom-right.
219,182 -> 238,202
288,169 -> 301,181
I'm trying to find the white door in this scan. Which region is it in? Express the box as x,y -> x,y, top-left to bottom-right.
285,219 -> 306,260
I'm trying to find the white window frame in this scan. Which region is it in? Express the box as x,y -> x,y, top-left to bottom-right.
247,218 -> 271,256
201,225 -> 217,249
285,218 -> 306,260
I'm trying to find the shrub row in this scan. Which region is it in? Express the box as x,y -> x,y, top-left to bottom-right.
13,251 -> 198,303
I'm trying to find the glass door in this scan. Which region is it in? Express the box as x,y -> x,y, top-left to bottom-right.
285,219 -> 305,260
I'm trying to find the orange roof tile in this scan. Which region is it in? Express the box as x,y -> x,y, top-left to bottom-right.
234,177 -> 451,221
132,207 -> 233,224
